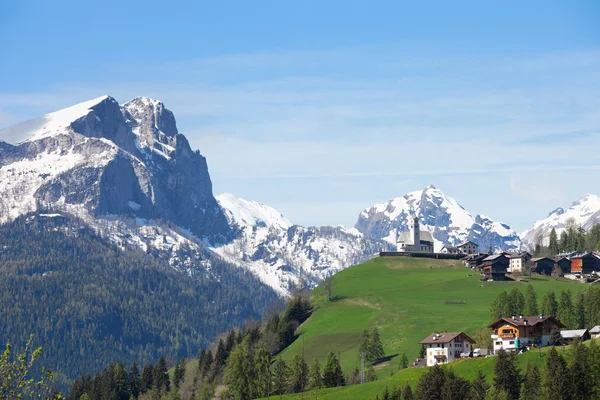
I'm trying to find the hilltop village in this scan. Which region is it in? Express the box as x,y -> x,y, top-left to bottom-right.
384,216 -> 600,282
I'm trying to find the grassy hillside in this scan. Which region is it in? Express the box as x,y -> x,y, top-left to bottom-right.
278,256 -> 586,383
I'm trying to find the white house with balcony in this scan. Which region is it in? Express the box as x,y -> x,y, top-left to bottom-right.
488,315 -> 566,354
419,332 -> 476,366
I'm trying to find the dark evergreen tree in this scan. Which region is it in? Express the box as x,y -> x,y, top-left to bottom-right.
402,383 -> 414,400
523,285 -> 538,316
309,358 -> 323,390
520,363 -> 541,400
141,363 -> 154,394
549,228 -> 559,255
415,364 -> 446,400
153,356 -> 170,393
113,363 -> 129,400
254,343 -> 272,398
544,347 -> 568,400
443,370 -> 471,400
493,350 -> 521,400
490,291 -> 509,320
470,370 -> 490,400
323,351 -> 344,388
419,344 -> 427,359
575,291 -> 586,329
173,359 -> 185,389
400,353 -> 409,369
127,362 -> 141,399
272,358 -> 290,395
290,354 -> 309,393
559,231 -> 568,252
568,340 -> 592,400
540,291 -> 558,317
508,288 -> 525,316
224,342 -> 254,400
557,289 -> 576,328
369,328 -> 385,361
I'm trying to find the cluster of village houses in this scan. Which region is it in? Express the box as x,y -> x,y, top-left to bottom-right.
418,317 -> 600,367
396,217 -> 600,281
395,217 -> 600,367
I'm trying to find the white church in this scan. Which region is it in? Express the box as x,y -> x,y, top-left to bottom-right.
396,216 -> 434,253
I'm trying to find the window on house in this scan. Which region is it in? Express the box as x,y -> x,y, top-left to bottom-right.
509,341 -> 514,345
496,341 -> 502,345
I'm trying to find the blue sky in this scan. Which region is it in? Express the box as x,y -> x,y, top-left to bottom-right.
1,0 -> 600,232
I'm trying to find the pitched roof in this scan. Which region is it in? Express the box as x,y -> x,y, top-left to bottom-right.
560,329 -> 588,339
488,315 -> 566,329
419,332 -> 475,344
590,326 -> 600,334
443,246 -> 458,251
483,254 -> 503,261
531,257 -> 554,263
457,241 -> 478,248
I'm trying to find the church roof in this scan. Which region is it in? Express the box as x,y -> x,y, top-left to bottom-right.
397,230 -> 434,245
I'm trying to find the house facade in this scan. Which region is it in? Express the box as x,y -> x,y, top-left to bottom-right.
488,315 -> 566,353
531,257 -> 554,275
507,252 -> 532,273
457,241 -> 479,255
555,257 -> 572,275
571,253 -> 597,274
482,254 -> 510,281
397,217 -> 434,253
419,332 -> 475,366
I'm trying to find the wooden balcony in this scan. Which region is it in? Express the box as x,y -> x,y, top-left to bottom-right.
499,333 -> 516,339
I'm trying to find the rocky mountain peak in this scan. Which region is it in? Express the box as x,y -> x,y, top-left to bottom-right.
122,97 -> 179,160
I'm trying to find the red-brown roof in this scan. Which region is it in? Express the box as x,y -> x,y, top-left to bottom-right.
488,315 -> 566,329
419,332 -> 475,344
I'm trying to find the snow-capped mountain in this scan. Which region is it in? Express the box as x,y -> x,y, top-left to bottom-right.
520,194 -> 600,249
213,194 -> 386,294
0,96 -> 386,295
355,185 -> 521,252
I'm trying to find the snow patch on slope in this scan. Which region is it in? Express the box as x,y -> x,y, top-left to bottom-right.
0,96 -> 110,144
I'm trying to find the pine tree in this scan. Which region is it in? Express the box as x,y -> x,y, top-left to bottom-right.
141,363 -> 154,393
113,362 -> 129,400
308,358 -> 323,389
290,354 -> 309,393
128,362 -> 141,398
559,231 -> 568,252
415,364 -> 446,400
254,343 -> 272,398
544,347 -> 568,400
400,353 -> 408,369
153,356 -> 170,393
575,290 -> 586,329
224,342 -> 254,400
568,340 -> 592,400
419,344 -> 427,359
272,358 -> 290,395
382,386 -> 390,400
369,328 -> 385,361
557,289 -> 576,328
523,285 -> 538,316
493,350 -> 521,400
549,228 -> 559,255
323,351 -> 344,388
471,370 -> 490,400
402,383 -> 414,400
490,291 -> 509,320
444,372 -> 472,400
540,290 -> 558,317
519,363 -> 540,400
508,288 -> 525,316
585,286 -> 600,327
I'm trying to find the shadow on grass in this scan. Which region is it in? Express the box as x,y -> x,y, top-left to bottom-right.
373,354 -> 399,366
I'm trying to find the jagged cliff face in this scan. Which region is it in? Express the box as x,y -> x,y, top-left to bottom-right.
0,95 -> 231,243
355,185 -> 521,252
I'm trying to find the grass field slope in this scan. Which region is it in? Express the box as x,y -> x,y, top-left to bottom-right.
274,256 -> 587,398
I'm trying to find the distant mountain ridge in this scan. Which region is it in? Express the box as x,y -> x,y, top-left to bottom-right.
520,194 -> 600,249
355,185 -> 521,253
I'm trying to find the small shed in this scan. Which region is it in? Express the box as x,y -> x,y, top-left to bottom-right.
590,326 -> 600,338
560,329 -> 591,344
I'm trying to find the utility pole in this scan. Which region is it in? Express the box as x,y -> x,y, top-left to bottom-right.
360,352 -> 365,384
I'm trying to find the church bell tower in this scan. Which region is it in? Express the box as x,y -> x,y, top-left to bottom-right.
413,216 -> 420,250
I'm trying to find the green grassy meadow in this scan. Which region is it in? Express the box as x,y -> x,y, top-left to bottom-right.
272,256 -> 587,398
